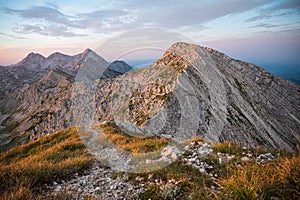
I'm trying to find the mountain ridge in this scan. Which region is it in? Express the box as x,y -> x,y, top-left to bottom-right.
92,42 -> 300,152
0,42 -> 299,152
0,49 -> 132,151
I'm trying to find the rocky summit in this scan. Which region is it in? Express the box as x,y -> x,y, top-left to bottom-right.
93,42 -> 300,152
1,42 -> 300,152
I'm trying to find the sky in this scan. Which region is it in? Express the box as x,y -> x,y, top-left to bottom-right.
0,0 -> 300,77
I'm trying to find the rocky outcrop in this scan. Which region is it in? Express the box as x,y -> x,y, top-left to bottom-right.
93,42 -> 300,152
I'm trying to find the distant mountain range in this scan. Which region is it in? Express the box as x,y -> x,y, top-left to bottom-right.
0,43 -> 299,152
0,49 -> 132,151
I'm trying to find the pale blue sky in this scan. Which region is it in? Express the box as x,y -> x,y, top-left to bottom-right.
0,0 -> 299,73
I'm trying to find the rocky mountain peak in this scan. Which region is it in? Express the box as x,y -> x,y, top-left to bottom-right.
28,52 -> 45,58
25,52 -> 46,60
155,42 -> 202,70
18,52 -> 46,66
94,42 -> 300,152
82,48 -> 93,55
108,61 -> 132,73
80,48 -> 99,59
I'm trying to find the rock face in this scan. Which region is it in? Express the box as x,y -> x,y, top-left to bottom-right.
1,42 -> 299,152
94,42 -> 300,152
0,49 -> 132,151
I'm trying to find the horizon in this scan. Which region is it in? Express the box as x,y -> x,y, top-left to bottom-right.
4,43 -> 300,85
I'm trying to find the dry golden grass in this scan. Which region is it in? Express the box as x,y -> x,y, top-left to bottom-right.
0,127 -> 94,200
213,142 -> 243,155
1,126 -> 299,200
97,123 -> 170,153
218,153 -> 300,199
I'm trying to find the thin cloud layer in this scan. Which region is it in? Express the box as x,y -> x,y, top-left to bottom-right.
246,0 -> 300,22
128,0 -> 273,28
249,23 -> 279,29
0,32 -> 26,39
3,6 -> 134,36
4,6 -> 80,28
2,0 -> 280,37
13,24 -> 87,37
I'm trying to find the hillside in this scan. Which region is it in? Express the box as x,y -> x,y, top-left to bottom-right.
0,127 -> 299,199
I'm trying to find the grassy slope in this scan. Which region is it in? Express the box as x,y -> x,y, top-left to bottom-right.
0,126 -> 299,199
0,127 -> 94,199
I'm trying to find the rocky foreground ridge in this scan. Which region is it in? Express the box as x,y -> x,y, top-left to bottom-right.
0,42 -> 300,152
